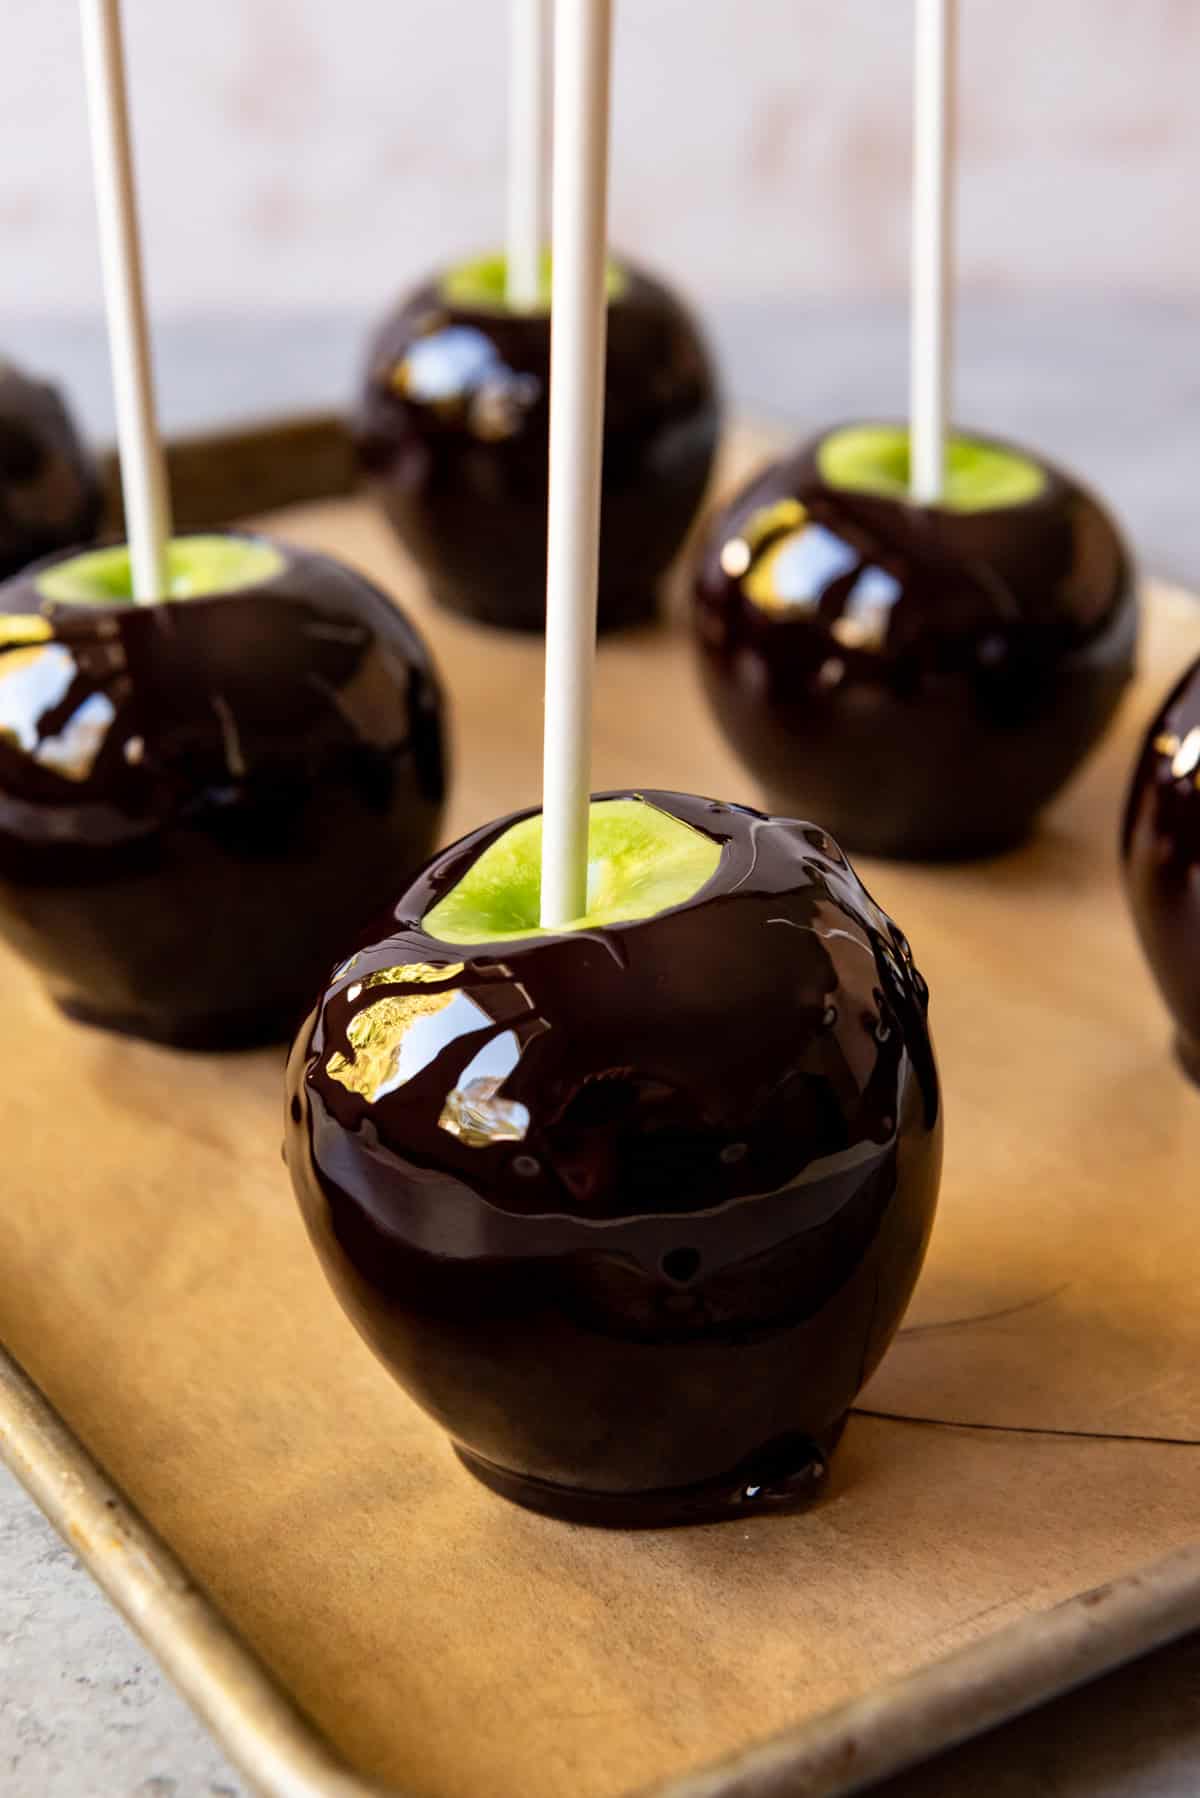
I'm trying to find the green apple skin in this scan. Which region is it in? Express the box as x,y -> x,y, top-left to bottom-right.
35,534 -> 286,603
0,533 -> 446,1048
357,255 -> 721,633
438,250 -> 628,313
816,423 -> 1046,511
286,791 -> 942,1524
693,423 -> 1137,860
422,796 -> 721,943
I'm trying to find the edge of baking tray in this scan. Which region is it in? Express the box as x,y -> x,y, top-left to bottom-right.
3,1338 -> 1199,1798
7,412 -> 1200,1798
99,409 -> 359,534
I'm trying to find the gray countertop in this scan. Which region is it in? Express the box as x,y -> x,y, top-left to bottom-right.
1,300 -> 1197,1798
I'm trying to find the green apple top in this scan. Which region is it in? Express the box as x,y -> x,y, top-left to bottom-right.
35,535 -> 285,605
439,251 -> 629,315
817,424 -> 1046,513
423,797 -> 722,945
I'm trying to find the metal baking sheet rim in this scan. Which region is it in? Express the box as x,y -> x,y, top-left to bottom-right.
4,1339 -> 1198,1798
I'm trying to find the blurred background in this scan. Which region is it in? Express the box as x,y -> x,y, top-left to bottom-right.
2,0 -> 1198,570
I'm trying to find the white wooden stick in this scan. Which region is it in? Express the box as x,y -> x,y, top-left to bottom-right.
909,0 -> 957,505
79,0 -> 172,602
506,0 -> 550,310
539,0 -> 612,928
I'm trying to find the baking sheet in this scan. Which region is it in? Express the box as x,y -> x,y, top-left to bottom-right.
1,425 -> 1197,1798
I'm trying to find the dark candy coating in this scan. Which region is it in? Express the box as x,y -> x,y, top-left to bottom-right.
357,263 -> 720,633
692,427 -> 1137,859
0,360 -> 102,580
1123,653 -> 1200,1083
0,538 -> 446,1048
285,792 -> 942,1526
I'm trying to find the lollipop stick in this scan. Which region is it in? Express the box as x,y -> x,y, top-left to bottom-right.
79,0 -> 172,602
539,0 -> 612,928
506,0 -> 550,310
909,0 -> 957,505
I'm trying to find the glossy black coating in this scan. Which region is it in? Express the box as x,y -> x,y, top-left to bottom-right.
285,791 -> 942,1526
692,427 -> 1137,860
1123,653 -> 1200,1083
0,359 -> 102,580
0,538 -> 446,1048
357,263 -> 720,633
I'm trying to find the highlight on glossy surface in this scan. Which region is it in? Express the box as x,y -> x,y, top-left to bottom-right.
692,424 -> 1137,861
356,260 -> 720,633
285,790 -> 942,1526
1122,651 -> 1200,1084
0,360 -> 103,581
0,535 -> 446,1049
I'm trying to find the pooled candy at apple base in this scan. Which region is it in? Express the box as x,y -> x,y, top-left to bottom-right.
357,251 -> 721,633
0,531 -> 446,1049
692,422 -> 1137,860
285,791 -> 942,1527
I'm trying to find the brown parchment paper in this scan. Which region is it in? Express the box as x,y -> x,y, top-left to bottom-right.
1,428 -> 1198,1798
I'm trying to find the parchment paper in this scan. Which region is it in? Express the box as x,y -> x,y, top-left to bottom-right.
1,429 -> 1196,1798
